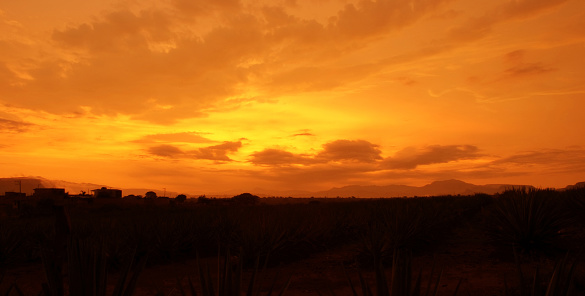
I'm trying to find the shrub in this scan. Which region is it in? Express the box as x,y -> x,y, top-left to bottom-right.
486,188 -> 571,255
176,194 -> 187,203
232,193 -> 260,205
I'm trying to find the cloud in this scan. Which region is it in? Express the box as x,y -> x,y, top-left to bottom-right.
249,141 -> 483,171
3,9 -> 266,123
332,0 -> 452,39
292,132 -> 314,137
501,50 -> 554,77
265,63 -> 381,93
52,9 -> 175,53
505,62 -> 554,77
191,141 -> 242,161
371,165 -> 522,183
171,0 -> 241,16
134,132 -> 212,144
147,141 -> 242,161
492,148 -> 585,173
447,0 -> 569,43
317,139 -> 383,163
383,0 -> 571,73
2,0 -> 457,122
4,0 -> 571,126
148,144 -> 184,157
502,0 -> 569,19
249,149 -> 315,166
249,139 -> 384,166
505,50 -> 526,62
0,118 -> 35,133
382,145 -> 481,169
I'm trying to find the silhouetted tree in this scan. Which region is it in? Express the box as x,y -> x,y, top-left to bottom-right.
232,193 -> 259,205
124,194 -> 142,199
175,194 -> 187,203
197,195 -> 211,204
145,191 -> 157,199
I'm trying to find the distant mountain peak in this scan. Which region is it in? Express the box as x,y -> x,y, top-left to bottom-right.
566,181 -> 585,190
427,179 -> 471,186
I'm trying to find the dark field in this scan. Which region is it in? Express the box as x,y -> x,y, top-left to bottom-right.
1,187 -> 585,296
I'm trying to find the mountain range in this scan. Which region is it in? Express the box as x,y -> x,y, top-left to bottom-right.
2,177 -> 583,198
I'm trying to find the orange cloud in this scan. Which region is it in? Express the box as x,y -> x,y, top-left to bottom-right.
332,0 -> 452,39
249,141 -> 481,172
505,62 -> 554,77
382,145 -> 481,169
148,144 -> 183,158
501,50 -> 554,77
171,0 -> 241,16
0,0 -> 480,125
447,0 -> 569,43
2,9 -> 265,123
147,141 -> 243,161
1,0 -> 584,193
0,118 -> 35,133
291,132 -> 314,137
250,149 -> 315,166
317,139 -> 383,163
193,141 -> 243,161
134,132 -> 212,144
52,9 -> 175,53
492,148 -> 585,172
250,139 -> 383,166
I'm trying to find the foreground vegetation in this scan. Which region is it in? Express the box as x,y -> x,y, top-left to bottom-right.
1,187 -> 585,295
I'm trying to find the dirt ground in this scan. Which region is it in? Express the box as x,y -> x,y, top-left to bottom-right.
133,216 -> 584,296
5,219 -> 577,296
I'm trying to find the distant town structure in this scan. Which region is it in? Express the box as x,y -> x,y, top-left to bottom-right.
4,192 -> 26,198
92,187 -> 122,198
33,188 -> 66,199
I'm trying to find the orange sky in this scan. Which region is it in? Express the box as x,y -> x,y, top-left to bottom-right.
1,0 -> 584,194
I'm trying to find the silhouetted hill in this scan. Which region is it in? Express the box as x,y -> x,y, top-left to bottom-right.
565,182 -> 585,190
0,177 -> 47,195
313,179 -> 535,198
2,176 -> 577,198
0,177 -> 114,196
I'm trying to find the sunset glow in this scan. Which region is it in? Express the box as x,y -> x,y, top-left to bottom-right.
1,0 -> 584,194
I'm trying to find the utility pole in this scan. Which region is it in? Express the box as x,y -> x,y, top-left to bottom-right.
14,180 -> 22,194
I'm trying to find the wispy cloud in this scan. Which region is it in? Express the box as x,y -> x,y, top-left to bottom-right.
505,62 -> 554,77
250,149 -> 315,166
381,145 -> 482,169
316,140 -> 383,163
147,141 -> 243,161
492,148 -> 585,173
0,118 -> 35,133
249,140 -> 481,171
148,144 -> 183,158
134,132 -> 212,144
0,0 -> 456,122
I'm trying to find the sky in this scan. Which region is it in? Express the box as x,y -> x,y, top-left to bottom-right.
1,0 -> 584,195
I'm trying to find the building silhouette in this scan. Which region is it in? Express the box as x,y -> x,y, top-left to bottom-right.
91,187 -> 122,198
4,192 -> 26,198
33,188 -> 66,199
